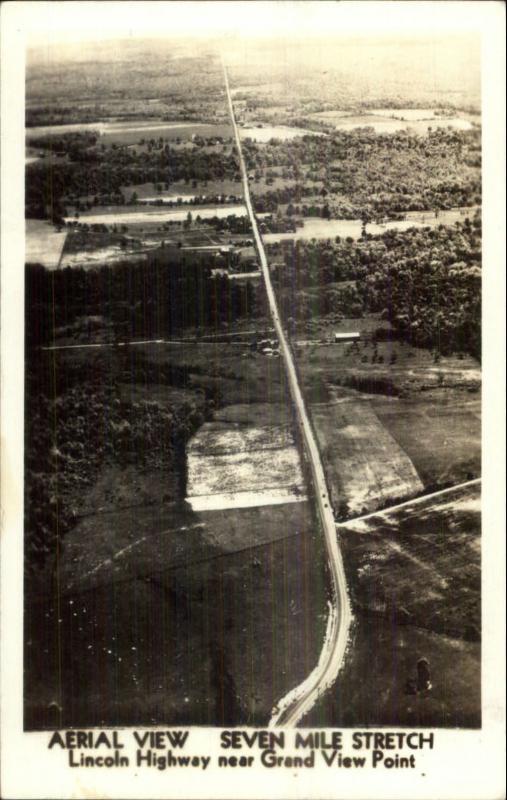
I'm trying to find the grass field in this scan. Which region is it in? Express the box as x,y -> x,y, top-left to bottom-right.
102,121 -> 232,145
374,397 -> 480,487
66,204 -> 248,227
311,401 -> 423,517
340,482 -> 481,639
307,612 -> 480,728
263,207 -> 479,243
308,111 -> 474,134
26,219 -> 67,268
187,408 -> 306,511
24,340 -> 331,728
25,507 -> 327,727
295,330 -> 481,495
27,120 -> 232,144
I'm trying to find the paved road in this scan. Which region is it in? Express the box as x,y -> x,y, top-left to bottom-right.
223,62 -> 352,727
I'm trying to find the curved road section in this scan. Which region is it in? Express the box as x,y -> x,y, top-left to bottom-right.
223,63 -> 352,727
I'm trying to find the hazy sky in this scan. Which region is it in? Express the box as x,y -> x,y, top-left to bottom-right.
7,1 -> 496,48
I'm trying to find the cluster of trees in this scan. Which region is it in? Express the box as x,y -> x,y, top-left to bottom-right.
244,127 -> 481,221
205,215 -> 253,235
24,352 -> 210,572
252,184 -> 324,214
269,216 -> 481,358
261,216 -> 300,234
27,130 -> 99,156
26,139 -> 241,219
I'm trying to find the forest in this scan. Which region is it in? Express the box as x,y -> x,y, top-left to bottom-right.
269,216 -> 481,358
247,126 -> 481,220
25,248 -> 255,348
24,349 -> 211,572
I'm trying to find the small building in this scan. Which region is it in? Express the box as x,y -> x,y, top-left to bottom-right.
334,332 -> 361,343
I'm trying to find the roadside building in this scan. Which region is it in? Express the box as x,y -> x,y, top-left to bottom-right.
334,332 -> 361,343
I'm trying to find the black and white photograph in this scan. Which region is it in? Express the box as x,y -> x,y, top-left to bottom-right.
1,1 -> 505,798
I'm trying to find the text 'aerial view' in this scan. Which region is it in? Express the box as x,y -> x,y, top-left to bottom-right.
24,24 -> 481,730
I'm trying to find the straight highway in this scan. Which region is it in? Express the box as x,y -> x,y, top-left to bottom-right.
223,61 -> 352,727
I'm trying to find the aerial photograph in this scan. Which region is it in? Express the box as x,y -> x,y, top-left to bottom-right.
23,6 -> 481,730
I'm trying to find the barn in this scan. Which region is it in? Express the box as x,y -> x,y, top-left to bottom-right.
334,332 -> 361,342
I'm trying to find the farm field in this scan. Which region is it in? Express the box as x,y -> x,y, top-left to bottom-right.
263,207 -> 479,244
339,481 -> 481,639
25,506 -> 326,727
307,482 -> 481,727
187,410 -> 306,511
25,219 -> 67,268
310,401 -> 423,517
26,119 -> 232,143
24,331 -> 330,728
295,331 -> 481,497
373,397 -> 480,488
308,111 -> 474,134
65,204 -> 248,226
307,611 -> 480,728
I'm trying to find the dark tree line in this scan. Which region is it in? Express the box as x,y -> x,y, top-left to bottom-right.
26,248 -> 254,348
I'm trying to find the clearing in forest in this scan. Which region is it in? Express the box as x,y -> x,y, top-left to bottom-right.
186,419 -> 307,511
25,219 -> 67,268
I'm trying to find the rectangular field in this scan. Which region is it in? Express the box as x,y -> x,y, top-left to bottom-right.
26,120 -> 232,143
373,397 -> 481,488
296,333 -> 481,492
187,420 -> 306,511
311,400 -> 423,516
65,204 -> 248,227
